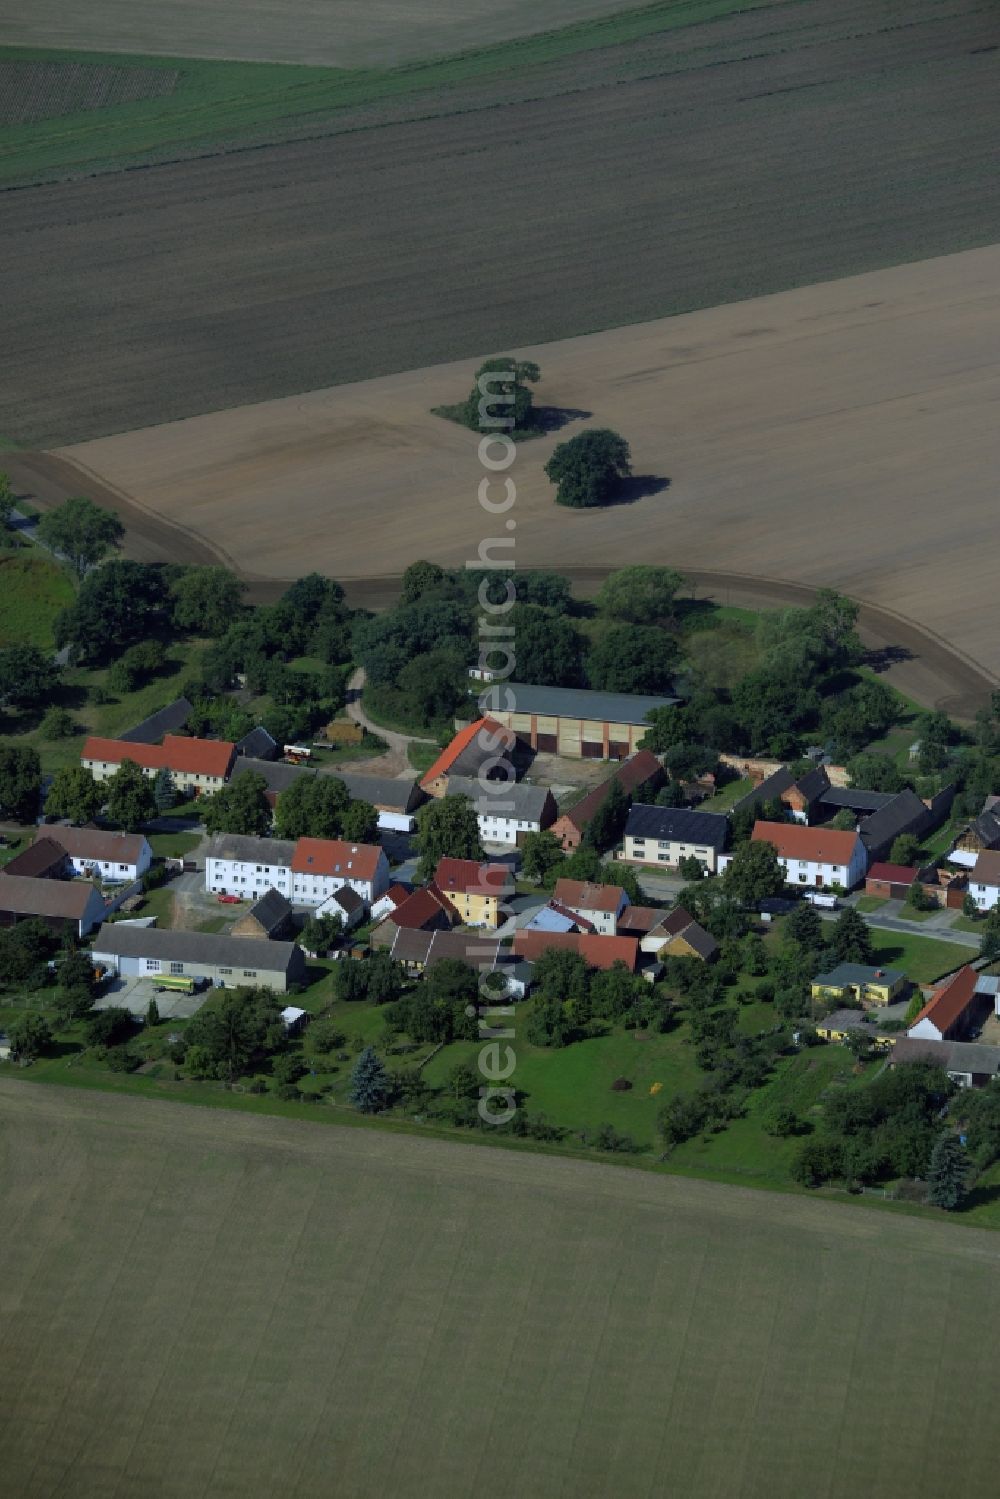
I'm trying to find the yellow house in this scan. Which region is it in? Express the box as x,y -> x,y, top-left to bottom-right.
434,859 -> 510,929
815,1010 -> 896,1050
810,963 -> 907,1008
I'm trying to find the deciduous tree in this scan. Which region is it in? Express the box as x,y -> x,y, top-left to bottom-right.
45,764 -> 104,824
415,795 -> 483,880
545,428 -> 632,508
0,741 -> 41,822
595,566 -> 684,624
37,496 -> 124,581
723,839 -> 785,906
105,759 -> 157,832
201,772 -> 272,837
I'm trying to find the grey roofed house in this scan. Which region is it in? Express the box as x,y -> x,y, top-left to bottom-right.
967,807 -> 1000,848
813,961 -> 906,990
857,789 -> 931,859
624,803 -> 729,850
235,726 -> 279,761
444,775 -> 552,821
891,1036 -> 1000,1084
118,697 -> 193,745
0,873 -> 107,932
240,888 -> 293,937
205,832 -> 297,866
790,765 -> 831,804
330,771 -> 424,813
503,682 -> 677,723
91,923 -> 304,981
818,787 -> 896,815
819,1008 -> 882,1034
385,927 -> 505,969
231,757 -> 312,796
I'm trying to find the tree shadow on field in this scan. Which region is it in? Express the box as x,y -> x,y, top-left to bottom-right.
534,405 -> 592,434
608,475 -> 671,507
957,1180 -> 1000,1216
864,644 -> 914,674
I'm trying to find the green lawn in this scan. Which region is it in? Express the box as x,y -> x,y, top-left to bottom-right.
0,551 -> 74,650
426,1020 -> 704,1148
407,741 -> 443,774
951,914 -> 984,934
699,777 -> 753,812
894,906 -> 936,924
868,931 -> 970,985
856,895 -> 888,913
0,3 -> 769,185
669,1047 -> 868,1185
16,638 -> 208,775
147,826 -> 201,859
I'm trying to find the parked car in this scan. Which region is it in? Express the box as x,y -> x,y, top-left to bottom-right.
217,893 -> 241,904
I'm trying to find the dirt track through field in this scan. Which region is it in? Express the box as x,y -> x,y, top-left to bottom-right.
3,1081 -> 1000,1498
36,243 -> 1000,714
3,0 -> 998,445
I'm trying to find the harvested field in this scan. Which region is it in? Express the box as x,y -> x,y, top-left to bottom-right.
57,246 -> 1000,700
3,1081 -> 1000,1499
0,0 -> 646,68
3,0 -> 999,443
0,59 -> 177,124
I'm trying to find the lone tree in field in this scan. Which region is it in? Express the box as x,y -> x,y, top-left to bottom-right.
545,429 -> 631,508
37,496 -> 124,582
463,357 -> 540,434
350,1046 -> 391,1114
926,1133 -> 968,1210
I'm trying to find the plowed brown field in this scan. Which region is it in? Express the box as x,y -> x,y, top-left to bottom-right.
3,0 -> 998,446
57,246 -> 1000,695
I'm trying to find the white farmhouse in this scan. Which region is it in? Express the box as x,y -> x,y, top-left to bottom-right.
205,833 -> 389,908
747,821 -> 868,892
968,850 -> 1000,912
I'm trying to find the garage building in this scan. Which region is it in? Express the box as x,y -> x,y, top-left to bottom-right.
91,923 -> 306,993
485,683 -> 676,760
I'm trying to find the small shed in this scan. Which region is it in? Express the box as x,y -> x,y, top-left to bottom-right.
232,888 -> 293,940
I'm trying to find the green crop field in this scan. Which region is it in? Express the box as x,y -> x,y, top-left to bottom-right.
2,1081 -> 998,1499
0,1 -> 770,184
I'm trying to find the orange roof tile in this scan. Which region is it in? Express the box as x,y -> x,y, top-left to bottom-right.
552,878 -> 625,914
418,718 -> 507,789
909,965 -> 981,1037
291,837 -> 382,880
434,858 -> 510,896
82,734 -> 234,778
751,820 -> 860,865
511,930 -> 639,971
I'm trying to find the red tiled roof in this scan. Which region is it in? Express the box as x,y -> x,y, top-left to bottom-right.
909,965 -> 980,1037
291,837 -> 382,880
82,734 -> 234,778
552,878 -> 625,914
867,862 -> 918,885
752,820 -> 860,865
616,905 -> 662,934
389,885 -> 455,930
419,718 -> 506,789
512,930 -> 639,972
381,883 -> 411,909
546,899 -> 596,932
434,858 -> 510,896
555,750 -> 663,833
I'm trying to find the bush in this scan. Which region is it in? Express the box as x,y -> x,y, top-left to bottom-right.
142,864 -> 168,892
105,1045 -> 141,1073
248,1076 -> 268,1094
275,1082 -> 302,1101
167,1041 -> 187,1064
272,1053 -> 306,1087
610,1076 -> 633,1092
39,707 -> 75,740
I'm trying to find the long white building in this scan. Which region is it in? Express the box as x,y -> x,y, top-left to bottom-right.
205,833 -> 389,907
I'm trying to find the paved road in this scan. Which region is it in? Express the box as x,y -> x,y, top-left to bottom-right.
824,901 -> 982,951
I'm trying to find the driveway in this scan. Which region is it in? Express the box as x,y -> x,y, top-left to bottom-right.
345,666 -> 436,777
95,974 -> 210,1020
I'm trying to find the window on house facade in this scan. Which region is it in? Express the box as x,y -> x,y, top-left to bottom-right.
170,962 -> 184,974
220,967 -> 233,975
243,970 -> 257,978
144,959 -> 160,972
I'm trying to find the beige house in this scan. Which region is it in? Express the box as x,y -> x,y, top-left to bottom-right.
82,735 -> 235,796
484,684 -> 675,760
